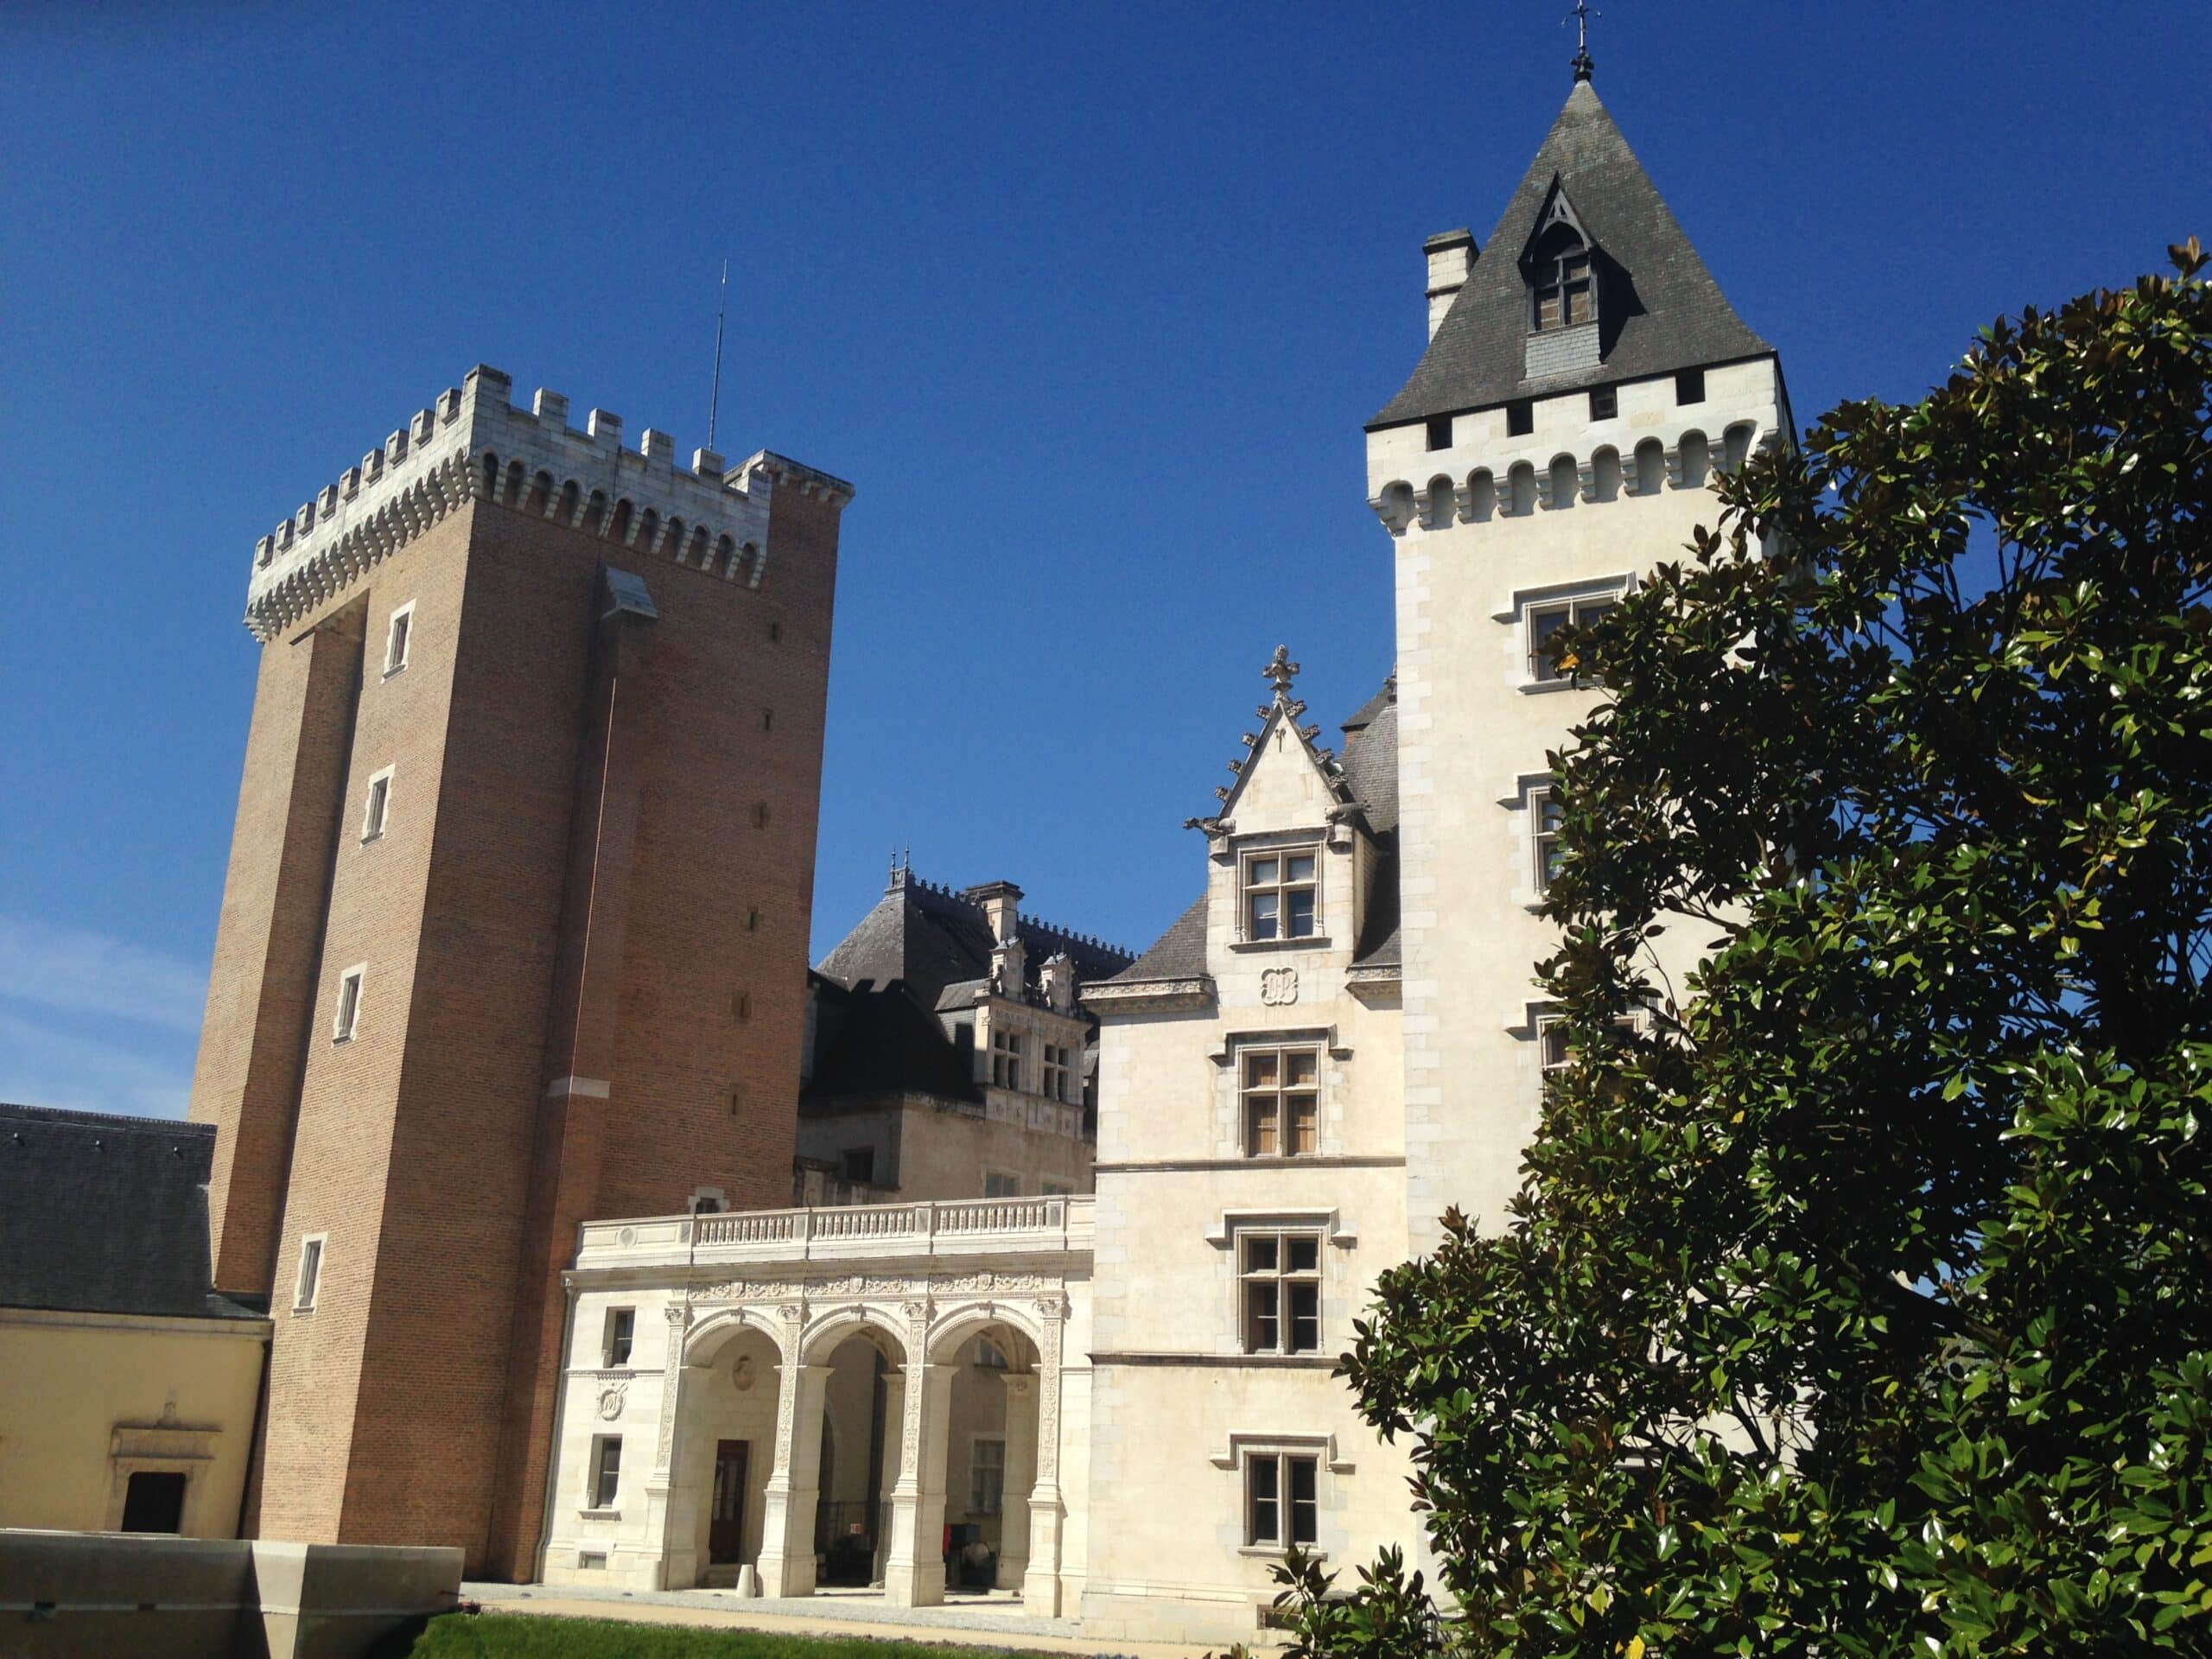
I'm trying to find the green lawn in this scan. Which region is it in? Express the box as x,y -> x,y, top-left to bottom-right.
404,1611 -> 1053,1659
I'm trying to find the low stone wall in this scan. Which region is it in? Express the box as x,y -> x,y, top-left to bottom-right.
0,1530 -> 463,1658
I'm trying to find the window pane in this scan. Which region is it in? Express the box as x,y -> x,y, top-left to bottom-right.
1287,854 -> 1315,883
1248,857 -> 1278,886
1249,892 -> 1279,940
1289,1096 -> 1317,1154
1541,1022 -> 1570,1070
1287,1236 -> 1319,1273
1285,1051 -> 1317,1088
1247,1282 -> 1279,1351
1286,889 -> 1316,937
1289,1458 -> 1318,1543
1250,1456 -> 1280,1544
1537,289 -> 1561,329
1249,1098 -> 1279,1156
1245,1236 -> 1279,1272
1531,607 -> 1569,678
1289,1282 -> 1320,1352
1245,1052 -> 1279,1089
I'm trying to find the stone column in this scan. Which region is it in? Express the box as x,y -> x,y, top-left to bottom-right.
871,1367 -> 906,1586
995,1374 -> 1038,1593
1023,1300 -> 1067,1618
754,1357 -> 832,1598
646,1303 -> 693,1590
882,1361 -> 957,1606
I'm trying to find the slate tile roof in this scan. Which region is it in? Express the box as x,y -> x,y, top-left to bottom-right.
0,1103 -> 264,1321
1370,81 -> 1770,429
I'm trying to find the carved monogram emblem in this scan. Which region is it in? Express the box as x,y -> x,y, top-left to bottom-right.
1261,966 -> 1300,1006
597,1383 -> 626,1421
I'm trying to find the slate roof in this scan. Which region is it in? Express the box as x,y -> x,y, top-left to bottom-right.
816,874 -> 1132,1012
1107,897 -> 1210,982
1370,81 -> 1770,429
807,874 -> 1133,1106
0,1103 -> 264,1321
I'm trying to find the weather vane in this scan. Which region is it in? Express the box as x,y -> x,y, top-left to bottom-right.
1568,0 -> 1597,83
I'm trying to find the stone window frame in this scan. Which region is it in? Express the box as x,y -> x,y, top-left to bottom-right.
293,1232 -> 326,1313
382,600 -> 415,677
602,1306 -> 635,1369
586,1433 -> 623,1515
104,1423 -> 219,1535
1238,1041 -> 1320,1159
1241,1444 -> 1321,1554
332,963 -> 365,1042
1040,1041 -> 1074,1103
1211,1030 -> 1347,1161
1238,842 -> 1321,945
1496,575 -> 1634,696
1237,1226 -> 1323,1357
989,1027 -> 1025,1090
360,765 -> 395,843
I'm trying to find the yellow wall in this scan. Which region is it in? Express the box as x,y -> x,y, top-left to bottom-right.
0,1307 -> 268,1538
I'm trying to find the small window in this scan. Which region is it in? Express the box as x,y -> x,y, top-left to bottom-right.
332,966 -> 365,1042
1527,593 -> 1618,683
983,1170 -> 1021,1199
1246,1452 -> 1319,1548
1506,399 -> 1534,438
842,1147 -> 875,1185
1424,414 -> 1452,452
120,1471 -> 188,1534
990,1028 -> 1024,1090
1243,1046 -> 1319,1157
767,620 -> 782,643
752,802 -> 771,829
383,603 -> 414,676
760,708 -> 773,733
590,1436 -> 623,1510
1532,785 -> 1565,892
360,768 -> 392,842
1589,385 -> 1617,422
1242,1230 -> 1323,1354
1042,1181 -> 1074,1197
603,1307 -> 635,1368
1676,367 -> 1706,405
732,991 -> 751,1022
1041,1042 -> 1073,1102
969,1437 -> 1006,1516
1243,847 -> 1319,942
745,907 -> 760,932
294,1234 -> 325,1311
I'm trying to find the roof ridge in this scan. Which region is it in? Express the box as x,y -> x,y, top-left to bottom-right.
0,1103 -> 213,1137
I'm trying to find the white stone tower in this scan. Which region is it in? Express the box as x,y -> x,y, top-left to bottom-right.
1364,76 -> 1793,1255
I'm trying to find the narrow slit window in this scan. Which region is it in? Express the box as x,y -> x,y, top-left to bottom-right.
603,1307 -> 634,1367
294,1235 -> 324,1311
1532,785 -> 1565,892
590,1436 -> 622,1510
333,966 -> 365,1042
384,604 -> 414,675
361,769 -> 392,842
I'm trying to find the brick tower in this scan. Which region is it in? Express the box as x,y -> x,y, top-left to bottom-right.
187,365 -> 852,1577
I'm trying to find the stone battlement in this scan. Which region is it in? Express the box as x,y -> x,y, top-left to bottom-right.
245,365 -> 855,640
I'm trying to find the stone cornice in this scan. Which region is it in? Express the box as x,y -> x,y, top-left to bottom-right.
1082,977 -> 1216,1015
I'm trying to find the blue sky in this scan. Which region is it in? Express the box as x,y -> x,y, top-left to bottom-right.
3,2 -> 2206,1119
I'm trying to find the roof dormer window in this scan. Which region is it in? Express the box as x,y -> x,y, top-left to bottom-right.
1530,222 -> 1594,333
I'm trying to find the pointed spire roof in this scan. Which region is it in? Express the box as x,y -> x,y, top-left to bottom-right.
1370,81 -> 1770,429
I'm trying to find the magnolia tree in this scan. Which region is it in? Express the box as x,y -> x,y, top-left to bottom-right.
1278,244 -> 2212,1657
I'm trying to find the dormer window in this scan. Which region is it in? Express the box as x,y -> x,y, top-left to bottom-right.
1530,223 -> 1593,333
1243,848 -> 1319,942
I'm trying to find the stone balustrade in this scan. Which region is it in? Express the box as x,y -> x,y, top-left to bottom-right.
575,1195 -> 1092,1269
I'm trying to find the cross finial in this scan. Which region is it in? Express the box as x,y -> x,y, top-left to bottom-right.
1568,0 -> 1596,82
1264,644 -> 1300,701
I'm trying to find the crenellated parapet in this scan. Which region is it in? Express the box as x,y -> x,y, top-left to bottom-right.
244,365 -> 855,641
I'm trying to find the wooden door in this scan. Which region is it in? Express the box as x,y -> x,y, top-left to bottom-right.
709,1440 -> 750,1565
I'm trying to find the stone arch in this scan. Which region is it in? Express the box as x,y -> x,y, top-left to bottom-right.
556,479 -> 582,524
1676,429 -> 1712,489
635,507 -> 660,553
1422,474 -> 1458,530
502,459 -> 527,505
1376,480 -> 1415,535
662,516 -> 688,560
1506,461 -> 1538,517
739,541 -> 763,586
1546,454 -> 1579,510
582,489 -> 609,537
1465,467 -> 1497,522
1590,445 -> 1623,503
608,498 -> 634,546
685,524 -> 712,568
1632,437 -> 1666,496
925,1298 -> 1049,1367
1721,421 -> 1756,473
685,1303 -> 795,1366
524,470 -> 554,515
715,533 -> 737,576
479,451 -> 500,497
798,1304 -> 916,1368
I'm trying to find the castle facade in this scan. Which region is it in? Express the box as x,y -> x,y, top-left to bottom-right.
187,74 -> 1785,1645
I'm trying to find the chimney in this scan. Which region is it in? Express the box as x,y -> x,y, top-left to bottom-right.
1424,229 -> 1476,341
965,880 -> 1024,944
